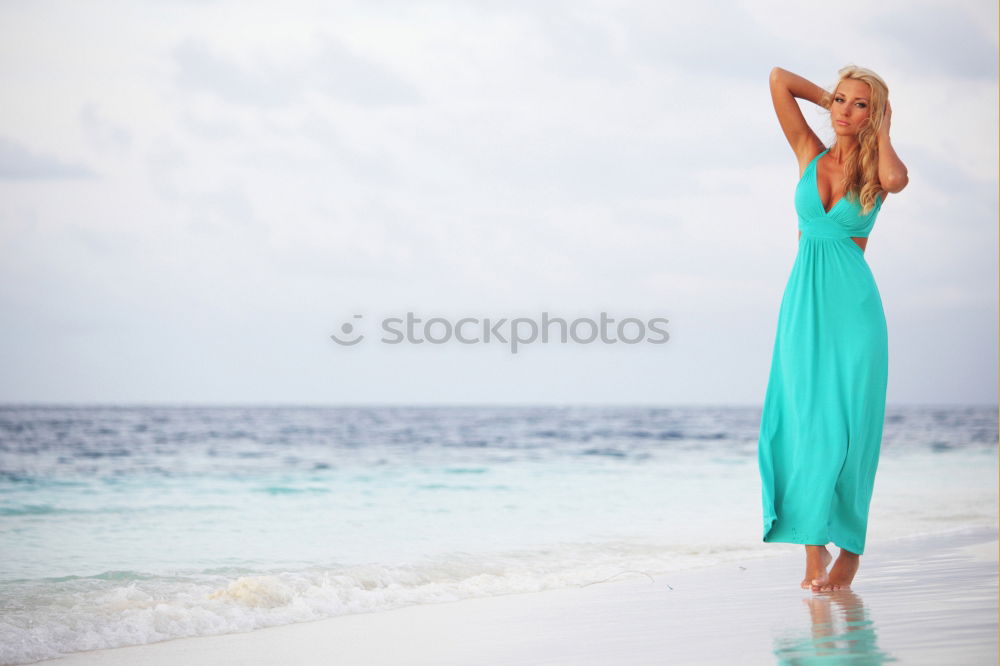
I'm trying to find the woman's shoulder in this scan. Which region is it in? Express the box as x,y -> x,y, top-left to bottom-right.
796,142 -> 827,178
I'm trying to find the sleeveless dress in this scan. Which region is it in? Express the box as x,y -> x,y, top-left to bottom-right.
757,148 -> 888,556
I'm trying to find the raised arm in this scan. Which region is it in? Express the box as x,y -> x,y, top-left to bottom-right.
876,100 -> 909,193
769,67 -> 828,169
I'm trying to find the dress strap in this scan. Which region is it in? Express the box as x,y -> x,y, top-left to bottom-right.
808,148 -> 829,170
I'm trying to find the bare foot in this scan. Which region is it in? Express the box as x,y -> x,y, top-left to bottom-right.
815,549 -> 860,592
802,545 -> 832,589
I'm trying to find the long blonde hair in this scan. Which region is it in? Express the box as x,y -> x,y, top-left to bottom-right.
827,65 -> 889,215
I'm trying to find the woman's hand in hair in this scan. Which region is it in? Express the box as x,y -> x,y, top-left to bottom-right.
876,99 -> 907,192
878,99 -> 892,139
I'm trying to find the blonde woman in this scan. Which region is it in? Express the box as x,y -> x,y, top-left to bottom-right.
757,65 -> 909,592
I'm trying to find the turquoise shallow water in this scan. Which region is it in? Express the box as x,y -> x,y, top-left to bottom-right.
0,405 -> 996,664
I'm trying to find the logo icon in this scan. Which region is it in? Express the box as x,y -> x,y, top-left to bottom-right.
330,314 -> 364,346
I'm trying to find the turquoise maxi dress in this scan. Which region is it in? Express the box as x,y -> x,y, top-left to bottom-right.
757,148 -> 888,556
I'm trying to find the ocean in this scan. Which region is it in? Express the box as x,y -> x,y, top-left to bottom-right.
0,404 -> 996,664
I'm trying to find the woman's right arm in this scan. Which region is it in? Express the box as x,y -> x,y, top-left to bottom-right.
769,67 -> 827,167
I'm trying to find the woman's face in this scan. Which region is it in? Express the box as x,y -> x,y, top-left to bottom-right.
831,78 -> 872,137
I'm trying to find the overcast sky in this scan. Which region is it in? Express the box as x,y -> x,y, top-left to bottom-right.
0,0 -> 996,406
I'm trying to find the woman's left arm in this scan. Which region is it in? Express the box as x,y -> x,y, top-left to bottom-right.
877,99 -> 908,193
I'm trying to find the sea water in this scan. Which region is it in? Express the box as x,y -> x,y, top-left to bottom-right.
0,405 -> 996,664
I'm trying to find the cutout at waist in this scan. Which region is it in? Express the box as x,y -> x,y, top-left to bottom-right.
798,230 -> 868,252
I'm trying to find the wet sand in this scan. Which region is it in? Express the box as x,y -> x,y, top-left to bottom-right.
38,526 -> 998,666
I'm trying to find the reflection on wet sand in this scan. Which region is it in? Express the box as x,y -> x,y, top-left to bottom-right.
772,590 -> 897,664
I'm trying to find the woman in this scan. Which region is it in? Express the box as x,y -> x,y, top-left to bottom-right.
757,65 -> 908,592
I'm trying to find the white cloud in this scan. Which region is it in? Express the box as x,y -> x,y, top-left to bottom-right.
0,137 -> 96,179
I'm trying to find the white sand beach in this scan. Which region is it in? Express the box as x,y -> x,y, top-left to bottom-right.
36,526 -> 997,666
